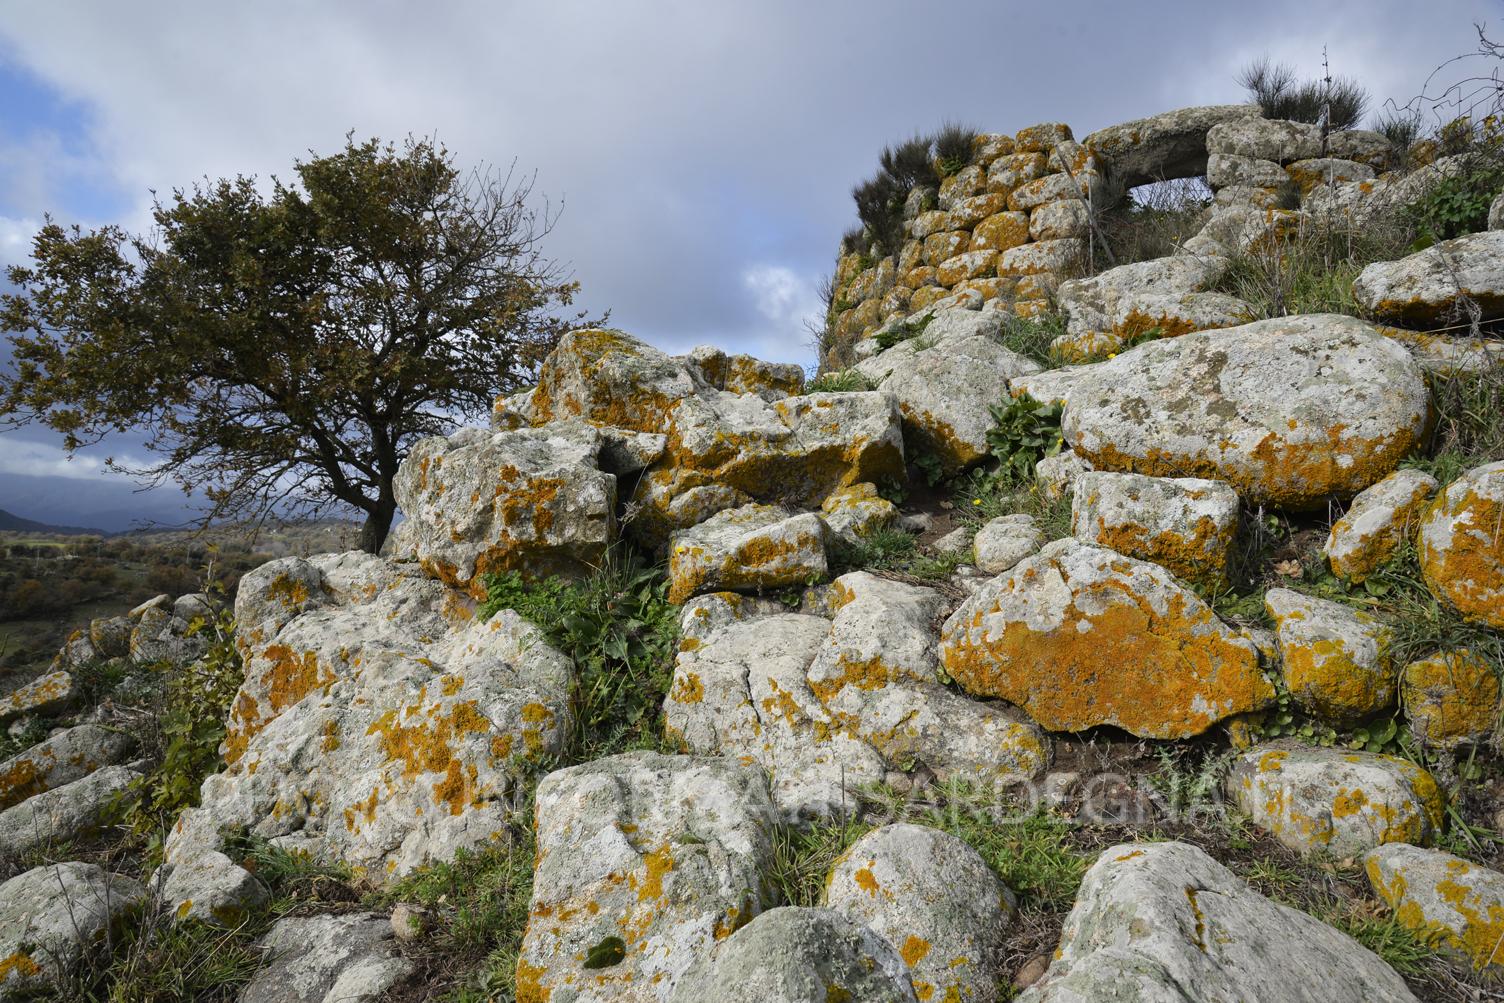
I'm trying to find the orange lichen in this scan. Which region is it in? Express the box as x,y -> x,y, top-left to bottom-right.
0,951 -> 40,980
1078,419 -> 1424,510
941,567 -> 1270,739
1418,476 -> 1504,629
901,935 -> 932,966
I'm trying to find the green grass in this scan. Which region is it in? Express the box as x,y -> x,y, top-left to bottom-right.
766,818 -> 873,908
372,819 -> 539,1002
805,369 -> 875,393
479,550 -> 679,761
828,527 -> 965,581
997,311 -> 1065,367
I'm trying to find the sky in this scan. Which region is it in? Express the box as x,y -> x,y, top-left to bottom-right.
0,0 -> 1497,529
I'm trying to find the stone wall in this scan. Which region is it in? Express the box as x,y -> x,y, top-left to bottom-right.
821,104 -> 1403,369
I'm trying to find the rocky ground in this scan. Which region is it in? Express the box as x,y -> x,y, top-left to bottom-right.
3,107 -> 1504,1002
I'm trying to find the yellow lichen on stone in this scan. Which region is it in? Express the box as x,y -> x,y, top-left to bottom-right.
1417,464 -> 1504,629
1402,650 -> 1499,748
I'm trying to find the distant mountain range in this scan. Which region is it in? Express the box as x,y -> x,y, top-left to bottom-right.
0,507 -> 110,536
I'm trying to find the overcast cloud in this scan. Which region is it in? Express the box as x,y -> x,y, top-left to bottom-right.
0,0 -> 1497,527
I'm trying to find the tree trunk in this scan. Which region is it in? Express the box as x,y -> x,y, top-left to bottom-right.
359,495 -> 397,555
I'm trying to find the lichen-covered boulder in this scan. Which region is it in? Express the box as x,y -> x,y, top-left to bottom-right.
1206,118 -> 1389,165
0,863 -> 147,999
1061,315 -> 1430,508
516,751 -> 778,1003
970,210 -> 1031,252
161,551 -> 574,910
819,482 -> 897,545
1035,448 -> 1095,501
1228,744 -> 1444,857
998,237 -> 1085,276
682,344 -> 804,400
1017,841 -> 1418,1002
1401,649 -> 1499,748
1417,461 -> 1504,629
1324,469 -> 1437,582
1265,588 -> 1395,723
666,609 -> 881,818
0,721 -> 134,810
636,388 -> 906,546
1287,157 -> 1375,195
88,614 -> 133,658
129,593 -> 214,666
1029,199 -> 1089,241
667,504 -> 827,604
974,513 -> 1046,574
530,327 -> 697,430
1070,471 -> 1240,588
1207,152 -> 1294,189
394,424 -> 616,597
1108,290 -> 1253,342
940,539 -> 1269,739
0,763 -> 140,859
1353,230 -> 1504,325
670,907 -> 917,1003
666,573 -> 1047,821
1366,843 -> 1504,969
0,670 -> 73,723
239,913 -> 414,1003
1085,104 -> 1262,190
987,152 -> 1049,197
1055,253 -> 1227,341
853,307 -> 1044,475
826,823 -> 1013,1003
160,807 -> 270,926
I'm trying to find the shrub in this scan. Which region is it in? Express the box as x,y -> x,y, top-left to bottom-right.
852,171 -> 906,258
1238,57 -> 1370,129
109,602 -> 243,860
872,311 -> 934,352
1404,153 -> 1504,244
932,121 -> 978,178
879,134 -> 935,191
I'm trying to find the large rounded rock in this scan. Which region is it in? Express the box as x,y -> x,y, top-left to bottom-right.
1070,471 -> 1240,589
1417,460 -> 1504,629
1264,588 -> 1395,723
1061,315 -> 1430,508
1366,843 -> 1504,969
853,307 -> 1043,476
1323,469 -> 1437,582
160,551 -> 575,915
1018,841 -> 1418,1002
939,539 -> 1270,739
670,907 -> 917,1003
667,504 -> 827,604
516,751 -> 778,1003
666,573 -> 1047,821
394,424 -> 617,597
1401,649 -> 1500,748
826,823 -> 1013,1003
0,863 -> 148,999
1228,744 -> 1444,857
0,721 -> 134,810
1353,230 -> 1504,326
239,913 -> 413,1003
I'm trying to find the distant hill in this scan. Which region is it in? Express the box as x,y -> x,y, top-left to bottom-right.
0,507 -> 109,537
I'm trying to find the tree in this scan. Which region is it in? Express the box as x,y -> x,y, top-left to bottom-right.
1,135 -> 600,553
